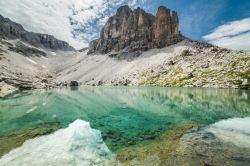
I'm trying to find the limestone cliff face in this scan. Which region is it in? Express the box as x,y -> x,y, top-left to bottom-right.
0,15 -> 75,51
152,7 -> 180,48
88,5 -> 183,54
101,6 -> 154,44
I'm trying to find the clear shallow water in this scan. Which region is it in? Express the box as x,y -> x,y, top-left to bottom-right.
0,87 -> 250,165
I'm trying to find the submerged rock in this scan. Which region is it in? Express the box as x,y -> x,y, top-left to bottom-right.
177,118 -> 250,166
116,124 -> 197,165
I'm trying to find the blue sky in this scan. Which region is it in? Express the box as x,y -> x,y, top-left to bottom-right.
147,0 -> 250,41
0,0 -> 249,50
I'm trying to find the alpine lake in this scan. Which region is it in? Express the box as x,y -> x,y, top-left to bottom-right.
0,86 -> 250,166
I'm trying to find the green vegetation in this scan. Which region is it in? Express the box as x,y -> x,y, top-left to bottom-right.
139,53 -> 250,89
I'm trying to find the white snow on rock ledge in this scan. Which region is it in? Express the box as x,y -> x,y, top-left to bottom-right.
207,117 -> 250,148
25,57 -> 38,65
51,52 -> 57,56
0,120 -> 115,166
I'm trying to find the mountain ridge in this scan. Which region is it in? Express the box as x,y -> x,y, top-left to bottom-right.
0,15 -> 75,51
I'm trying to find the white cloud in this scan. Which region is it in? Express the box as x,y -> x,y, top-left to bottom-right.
0,0 -> 87,49
0,0 -> 148,49
203,18 -> 250,50
209,32 -> 250,50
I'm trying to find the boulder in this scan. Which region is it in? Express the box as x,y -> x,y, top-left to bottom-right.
243,79 -> 250,85
0,81 -> 18,98
242,79 -> 250,89
70,81 -> 79,87
181,50 -> 190,56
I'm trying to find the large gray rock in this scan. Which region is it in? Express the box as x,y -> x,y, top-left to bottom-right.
88,5 -> 183,55
70,81 -> 79,87
0,15 -> 75,51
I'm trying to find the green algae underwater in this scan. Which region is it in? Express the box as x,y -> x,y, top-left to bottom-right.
0,86 -> 250,165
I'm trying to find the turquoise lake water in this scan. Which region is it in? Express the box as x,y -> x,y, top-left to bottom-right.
0,87 -> 250,165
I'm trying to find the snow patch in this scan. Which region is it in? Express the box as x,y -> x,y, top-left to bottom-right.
207,117 -> 250,148
51,52 -> 57,56
0,119 -> 115,166
25,57 -> 38,65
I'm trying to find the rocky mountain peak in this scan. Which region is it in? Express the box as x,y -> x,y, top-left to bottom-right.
88,5 -> 183,55
116,5 -> 132,16
157,6 -> 170,17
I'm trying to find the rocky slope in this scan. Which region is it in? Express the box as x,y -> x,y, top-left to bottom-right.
0,14 -> 76,96
139,40 -> 250,89
0,39 -> 58,92
88,6 -> 183,55
0,15 -> 75,51
56,39 -> 250,89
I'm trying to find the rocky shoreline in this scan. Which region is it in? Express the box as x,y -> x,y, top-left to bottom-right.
0,81 -> 17,98
176,122 -> 250,166
113,120 -> 250,166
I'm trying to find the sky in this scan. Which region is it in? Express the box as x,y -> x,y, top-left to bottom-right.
0,0 -> 249,50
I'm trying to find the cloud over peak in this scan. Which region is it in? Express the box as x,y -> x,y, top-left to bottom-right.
203,18 -> 250,50
0,0 -> 149,49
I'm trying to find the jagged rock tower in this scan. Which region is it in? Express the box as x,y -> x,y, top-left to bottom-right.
88,5 -> 183,54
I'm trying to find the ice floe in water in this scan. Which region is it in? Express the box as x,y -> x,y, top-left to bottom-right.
207,117 -> 250,148
0,120 -> 115,166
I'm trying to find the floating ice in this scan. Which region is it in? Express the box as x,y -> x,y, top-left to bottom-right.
0,120 -> 115,166
207,117 -> 250,148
